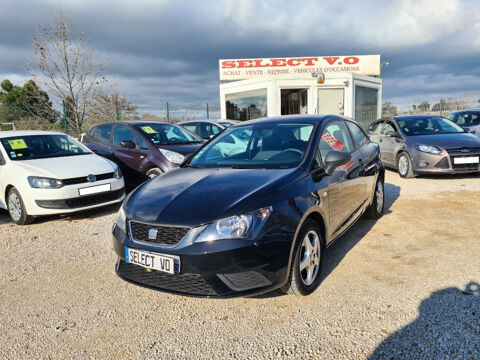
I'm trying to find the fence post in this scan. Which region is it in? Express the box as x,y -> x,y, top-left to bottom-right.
115,100 -> 119,121
206,103 -> 209,119
62,99 -> 68,135
166,102 -> 170,121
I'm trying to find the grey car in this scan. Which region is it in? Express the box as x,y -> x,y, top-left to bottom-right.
368,115 -> 480,178
179,120 -> 239,140
446,109 -> 480,136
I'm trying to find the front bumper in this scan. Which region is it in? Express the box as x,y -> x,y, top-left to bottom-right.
112,224 -> 292,297
410,149 -> 480,175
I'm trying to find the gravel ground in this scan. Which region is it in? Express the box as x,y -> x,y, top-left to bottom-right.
0,170 -> 479,359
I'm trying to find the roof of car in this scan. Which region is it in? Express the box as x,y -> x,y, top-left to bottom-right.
90,120 -> 176,128
231,114 -> 347,126
393,115 -> 444,120
0,130 -> 64,138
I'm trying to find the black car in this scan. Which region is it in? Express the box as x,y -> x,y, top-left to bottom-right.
112,115 -> 384,297
83,121 -> 203,187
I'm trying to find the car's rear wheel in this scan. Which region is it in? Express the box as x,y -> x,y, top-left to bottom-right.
281,219 -> 324,296
366,176 -> 384,219
397,152 -> 415,178
7,187 -> 34,225
146,167 -> 163,179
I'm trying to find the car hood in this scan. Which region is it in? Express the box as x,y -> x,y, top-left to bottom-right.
409,133 -> 480,149
125,167 -> 300,226
158,143 -> 203,156
12,154 -> 117,179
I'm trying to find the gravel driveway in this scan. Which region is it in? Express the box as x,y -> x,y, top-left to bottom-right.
1,170 -> 479,359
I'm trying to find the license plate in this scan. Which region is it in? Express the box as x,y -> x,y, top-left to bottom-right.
78,183 -> 111,196
125,247 -> 175,274
453,156 -> 479,164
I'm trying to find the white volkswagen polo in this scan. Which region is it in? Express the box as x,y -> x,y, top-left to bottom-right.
0,130 -> 125,225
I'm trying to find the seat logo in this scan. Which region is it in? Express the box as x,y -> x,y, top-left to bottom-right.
148,229 -> 158,240
87,174 -> 96,182
460,148 -> 471,153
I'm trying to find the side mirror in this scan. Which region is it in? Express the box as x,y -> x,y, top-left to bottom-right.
385,131 -> 396,137
120,140 -> 136,149
325,150 -> 351,176
463,127 -> 470,133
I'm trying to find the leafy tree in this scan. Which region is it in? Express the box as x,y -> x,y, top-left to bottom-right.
0,79 -> 58,125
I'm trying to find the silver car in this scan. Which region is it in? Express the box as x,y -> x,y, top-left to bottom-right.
368,115 -> 480,178
446,109 -> 480,136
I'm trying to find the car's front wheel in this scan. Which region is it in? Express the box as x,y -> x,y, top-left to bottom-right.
7,187 -> 34,225
397,152 -> 415,178
281,219 -> 324,296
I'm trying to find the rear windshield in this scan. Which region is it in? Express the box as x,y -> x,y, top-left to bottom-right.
1,134 -> 91,161
135,123 -> 202,145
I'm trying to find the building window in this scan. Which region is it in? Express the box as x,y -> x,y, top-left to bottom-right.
226,89 -> 267,121
355,86 -> 378,129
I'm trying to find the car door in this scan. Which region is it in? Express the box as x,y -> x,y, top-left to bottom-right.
318,119 -> 365,239
87,124 -> 115,160
379,121 -> 403,166
197,122 -> 222,140
111,125 -> 145,181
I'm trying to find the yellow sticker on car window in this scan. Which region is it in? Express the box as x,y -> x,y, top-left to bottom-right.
8,139 -> 28,150
141,126 -> 158,134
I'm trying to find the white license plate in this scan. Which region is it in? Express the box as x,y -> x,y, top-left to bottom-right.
453,156 -> 479,164
78,183 -> 111,196
125,248 -> 175,274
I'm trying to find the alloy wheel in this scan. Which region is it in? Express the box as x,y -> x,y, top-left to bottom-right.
299,230 -> 321,286
376,181 -> 384,213
8,193 -> 22,222
398,155 -> 409,176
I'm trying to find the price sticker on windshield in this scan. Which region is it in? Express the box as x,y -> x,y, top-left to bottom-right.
8,139 -> 28,150
141,126 -> 158,134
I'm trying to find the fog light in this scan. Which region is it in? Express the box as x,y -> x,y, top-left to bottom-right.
417,160 -> 428,167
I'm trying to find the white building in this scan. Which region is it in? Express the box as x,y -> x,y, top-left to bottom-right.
219,55 -> 382,129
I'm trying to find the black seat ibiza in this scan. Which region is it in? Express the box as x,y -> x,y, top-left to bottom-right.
112,115 -> 385,297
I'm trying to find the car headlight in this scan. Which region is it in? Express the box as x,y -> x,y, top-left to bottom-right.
27,176 -> 64,189
159,148 -> 185,164
194,207 -> 272,243
114,167 -> 122,179
115,204 -> 127,234
416,145 -> 442,155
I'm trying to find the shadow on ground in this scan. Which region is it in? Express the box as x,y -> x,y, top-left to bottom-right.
368,282 -> 480,359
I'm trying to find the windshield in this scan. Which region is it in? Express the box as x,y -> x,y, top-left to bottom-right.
135,123 -> 202,145
188,122 -> 315,169
1,134 -> 91,161
396,117 -> 465,136
450,111 -> 480,127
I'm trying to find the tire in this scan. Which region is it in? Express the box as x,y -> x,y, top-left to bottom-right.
397,152 -> 415,178
366,176 -> 385,219
7,187 -> 34,225
281,219 -> 324,296
145,167 -> 163,179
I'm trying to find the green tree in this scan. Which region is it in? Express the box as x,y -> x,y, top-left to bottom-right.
0,79 -> 58,125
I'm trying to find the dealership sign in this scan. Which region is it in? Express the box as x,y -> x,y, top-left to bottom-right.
219,55 -> 381,81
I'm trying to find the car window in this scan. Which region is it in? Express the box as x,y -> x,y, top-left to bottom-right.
369,121 -> 383,133
397,117 -> 464,136
456,112 -> 480,126
346,121 -> 368,148
381,122 -> 396,135
135,134 -> 149,150
182,123 -> 197,134
93,125 -> 112,144
198,123 -> 221,139
318,120 -> 354,163
113,125 -> 135,146
135,123 -> 202,145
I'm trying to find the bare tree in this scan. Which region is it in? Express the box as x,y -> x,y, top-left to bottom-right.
90,91 -> 137,120
28,8 -> 107,133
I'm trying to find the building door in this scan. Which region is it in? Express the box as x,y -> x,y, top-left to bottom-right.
317,88 -> 345,116
281,88 -> 308,115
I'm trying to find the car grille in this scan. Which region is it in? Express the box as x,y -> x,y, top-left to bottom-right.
36,188 -> 124,209
446,148 -> 480,172
129,221 -> 190,246
63,172 -> 115,185
117,260 -> 232,296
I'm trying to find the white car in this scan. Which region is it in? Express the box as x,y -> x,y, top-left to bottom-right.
0,130 -> 125,225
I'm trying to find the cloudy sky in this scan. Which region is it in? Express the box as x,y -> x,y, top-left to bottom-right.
1,0 -> 479,110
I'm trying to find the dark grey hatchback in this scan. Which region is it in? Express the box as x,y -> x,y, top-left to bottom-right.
83,121 -> 203,187
113,115 -> 385,297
